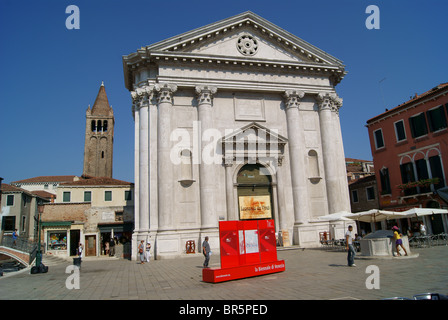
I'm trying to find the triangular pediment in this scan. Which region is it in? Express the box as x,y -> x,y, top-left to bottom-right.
221,122 -> 288,145
186,28 -> 305,63
146,11 -> 343,66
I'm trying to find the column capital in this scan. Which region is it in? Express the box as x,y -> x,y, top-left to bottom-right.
195,85 -> 217,105
131,85 -> 154,111
154,83 -> 177,104
283,90 -> 305,109
316,92 -> 343,112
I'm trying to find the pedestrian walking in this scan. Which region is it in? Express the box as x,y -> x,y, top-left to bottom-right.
12,229 -> 18,246
109,237 -> 115,257
78,242 -> 83,258
202,236 -> 211,268
419,222 -> 426,236
138,240 -> 145,264
145,242 -> 151,262
392,226 -> 408,256
345,225 -> 356,267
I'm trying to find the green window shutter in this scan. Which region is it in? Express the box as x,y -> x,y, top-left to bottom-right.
63,192 -> 71,202
84,191 -> 91,202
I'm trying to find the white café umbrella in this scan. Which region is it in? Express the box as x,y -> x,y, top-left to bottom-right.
347,209 -> 408,223
317,211 -> 353,222
402,208 -> 448,217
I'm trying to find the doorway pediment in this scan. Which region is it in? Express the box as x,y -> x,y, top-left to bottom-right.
221,122 -> 287,165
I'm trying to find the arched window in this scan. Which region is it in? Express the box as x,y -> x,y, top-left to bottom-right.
97,120 -> 102,132
91,120 -> 97,132
103,120 -> 108,132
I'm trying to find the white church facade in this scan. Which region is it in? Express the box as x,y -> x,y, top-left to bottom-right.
122,12 -> 351,259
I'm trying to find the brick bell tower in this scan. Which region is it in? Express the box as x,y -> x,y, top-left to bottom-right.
83,81 -> 114,178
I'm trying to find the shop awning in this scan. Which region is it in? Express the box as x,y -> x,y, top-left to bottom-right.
41,221 -> 72,227
97,222 -> 134,233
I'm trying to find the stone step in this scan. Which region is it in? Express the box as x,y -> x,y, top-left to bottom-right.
41,254 -> 69,266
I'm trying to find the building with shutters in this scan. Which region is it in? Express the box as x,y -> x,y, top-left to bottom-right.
366,82 -> 448,234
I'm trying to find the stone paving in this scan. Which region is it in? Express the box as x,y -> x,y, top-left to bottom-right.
1,246 -> 447,302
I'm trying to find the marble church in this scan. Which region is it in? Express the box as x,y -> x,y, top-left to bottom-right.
122,11 -> 351,259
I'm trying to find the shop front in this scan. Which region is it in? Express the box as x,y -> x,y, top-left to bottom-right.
98,222 -> 133,259
42,221 -> 83,258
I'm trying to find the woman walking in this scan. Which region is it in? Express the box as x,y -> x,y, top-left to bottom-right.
392,226 -> 408,256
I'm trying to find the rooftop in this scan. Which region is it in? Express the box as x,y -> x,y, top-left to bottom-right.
60,176 -> 133,187
366,82 -> 448,125
11,175 -> 78,184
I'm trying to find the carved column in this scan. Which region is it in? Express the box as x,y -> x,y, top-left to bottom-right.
131,86 -> 153,237
332,98 -> 351,212
284,90 -> 309,228
317,92 -> 349,213
196,85 -> 218,231
155,83 -> 177,231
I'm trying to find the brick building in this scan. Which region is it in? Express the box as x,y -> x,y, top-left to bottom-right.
40,176 -> 134,259
366,82 -> 448,234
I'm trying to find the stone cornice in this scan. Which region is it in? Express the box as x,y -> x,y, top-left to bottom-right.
123,51 -> 345,90
153,75 -> 337,95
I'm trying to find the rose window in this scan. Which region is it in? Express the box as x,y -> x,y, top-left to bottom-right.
236,34 -> 258,56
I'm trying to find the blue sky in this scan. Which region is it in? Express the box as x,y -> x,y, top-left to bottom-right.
0,0 -> 447,184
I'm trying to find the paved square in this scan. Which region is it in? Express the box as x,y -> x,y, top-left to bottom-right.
1,246 -> 447,301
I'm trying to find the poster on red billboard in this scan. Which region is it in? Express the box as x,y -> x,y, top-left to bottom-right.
203,219 -> 285,283
238,195 -> 272,219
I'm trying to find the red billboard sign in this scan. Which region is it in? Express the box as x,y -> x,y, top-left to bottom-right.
203,219 -> 285,283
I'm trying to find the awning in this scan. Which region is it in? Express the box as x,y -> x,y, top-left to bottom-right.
41,221 -> 72,228
97,222 -> 134,233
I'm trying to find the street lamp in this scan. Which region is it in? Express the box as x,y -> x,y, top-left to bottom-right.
35,205 -> 44,267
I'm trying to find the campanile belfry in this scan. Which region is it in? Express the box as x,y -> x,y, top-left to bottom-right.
83,82 -> 114,178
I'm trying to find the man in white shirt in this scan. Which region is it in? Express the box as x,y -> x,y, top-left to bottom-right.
345,225 -> 356,267
419,222 -> 426,236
